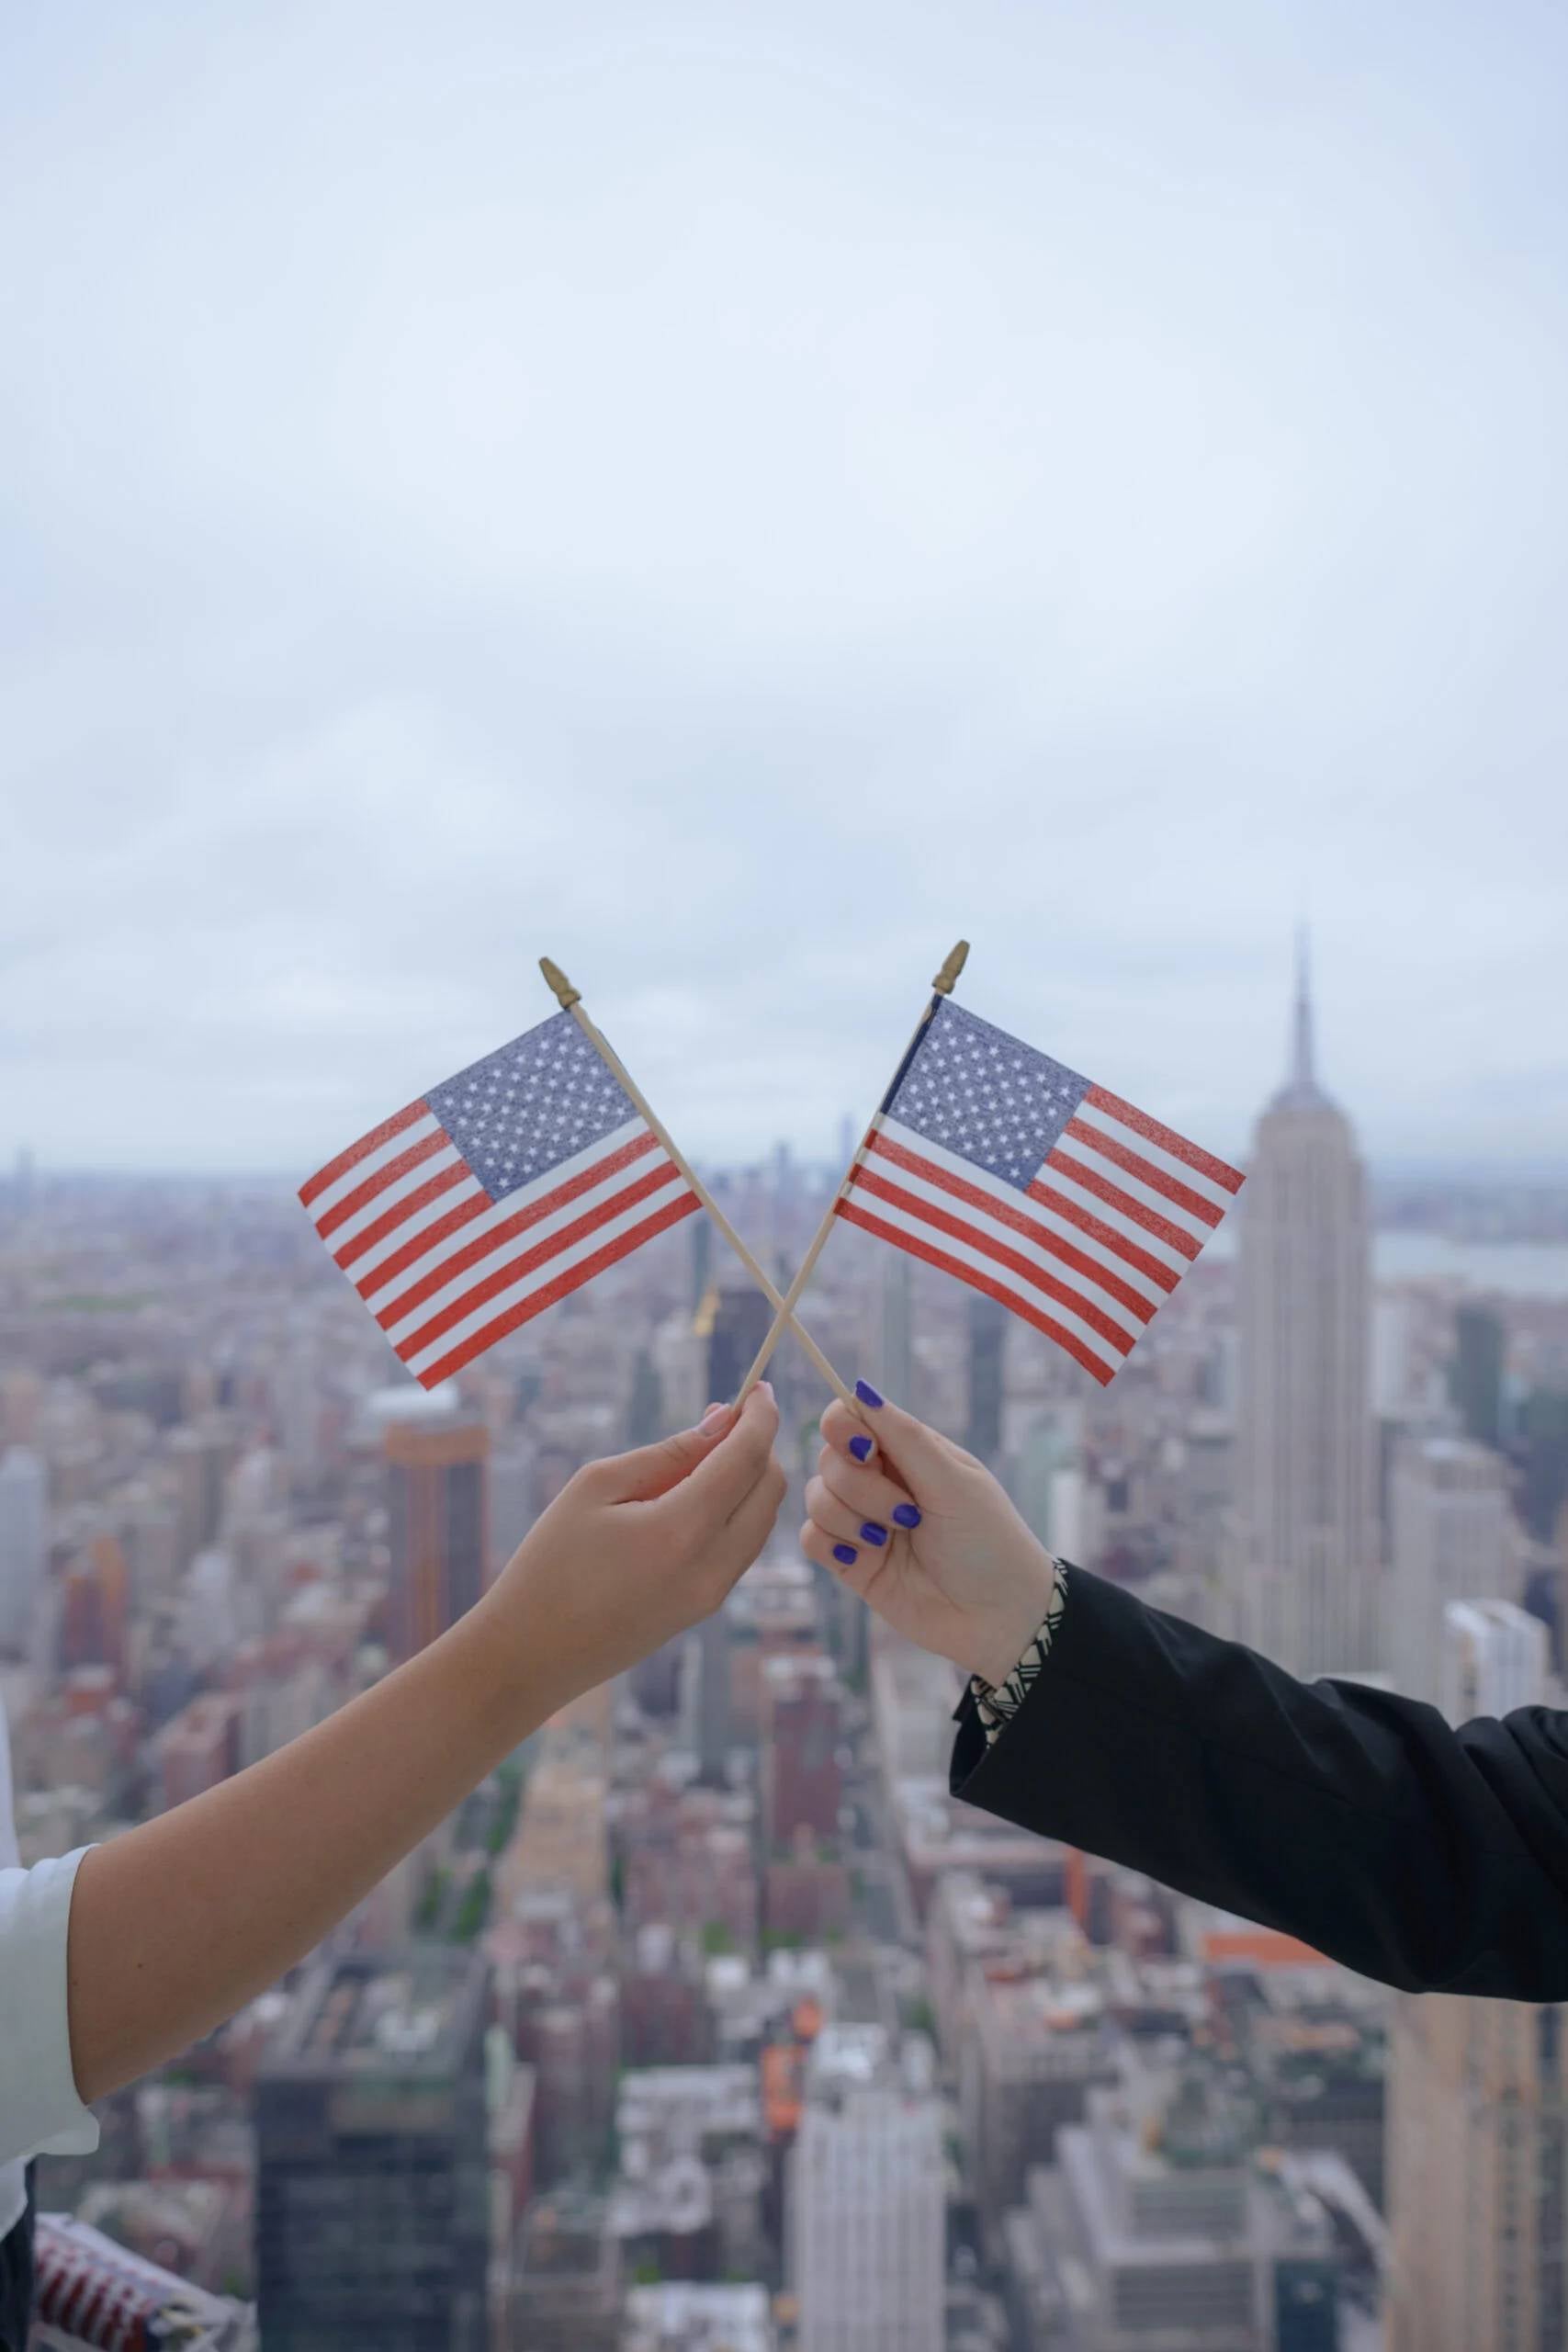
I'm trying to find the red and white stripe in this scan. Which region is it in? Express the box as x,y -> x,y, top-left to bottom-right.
837,1082 -> 1243,1385
300,1101 -> 699,1387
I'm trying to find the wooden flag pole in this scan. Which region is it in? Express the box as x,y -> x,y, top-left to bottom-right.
538,957 -> 857,1412
735,939 -> 970,1404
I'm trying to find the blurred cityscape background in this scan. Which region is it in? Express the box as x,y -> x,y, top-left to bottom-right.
4,946 -> 1568,2350
6,2 -> 1567,2346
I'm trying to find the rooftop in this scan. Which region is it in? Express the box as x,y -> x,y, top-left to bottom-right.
260,1947 -> 487,2077
623,2281 -> 773,2352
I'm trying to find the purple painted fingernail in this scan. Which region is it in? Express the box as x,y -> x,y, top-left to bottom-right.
832,1543 -> 858,1566
860,1521 -> 887,1546
849,1434 -> 874,1463
854,1379 -> 885,1408
892,1502 -> 921,1529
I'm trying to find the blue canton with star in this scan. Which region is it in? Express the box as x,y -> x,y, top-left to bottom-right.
426,1012 -> 639,1202
886,998 -> 1090,1192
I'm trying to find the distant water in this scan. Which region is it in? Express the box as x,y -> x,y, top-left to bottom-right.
1370,1232 -> 1568,1299
1203,1223 -> 1568,1299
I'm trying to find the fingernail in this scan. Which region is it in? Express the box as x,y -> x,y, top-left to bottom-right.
859,1522 -> 887,1546
892,1502 -> 921,1529
759,1380 -> 775,1401
832,1543 -> 858,1566
848,1434 -> 874,1463
698,1402 -> 728,1428
854,1379 -> 885,1408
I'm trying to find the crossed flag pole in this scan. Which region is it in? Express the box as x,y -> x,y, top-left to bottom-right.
536,954 -> 858,1410
540,943 -> 971,1414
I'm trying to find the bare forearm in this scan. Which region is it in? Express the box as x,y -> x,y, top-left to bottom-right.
65,1589 -> 553,2103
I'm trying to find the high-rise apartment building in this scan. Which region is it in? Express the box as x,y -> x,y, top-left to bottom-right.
761,1650 -> 841,1849
382,1398 -> 490,1664
1440,1597 -> 1549,1726
0,1445 -> 48,1653
165,1419 -> 236,1566
1452,1303 -> 1506,1451
488,1440 -> 536,1577
691,1213 -> 715,1314
254,1948 -> 491,2352
1388,1994 -> 1568,2352
704,1283 -> 775,1407
1389,1435 -> 1511,1705
790,2027 -> 944,2352
881,1248 -> 914,1411
512,2188 -> 622,2352
965,1291 -> 1007,1465
960,1969 -> 1120,2225
695,1602 -> 731,1785
1233,942 -> 1378,1675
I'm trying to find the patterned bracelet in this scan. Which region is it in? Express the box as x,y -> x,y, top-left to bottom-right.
968,1563 -> 1069,1747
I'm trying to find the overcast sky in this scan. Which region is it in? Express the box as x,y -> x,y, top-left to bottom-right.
4,0 -> 1565,1177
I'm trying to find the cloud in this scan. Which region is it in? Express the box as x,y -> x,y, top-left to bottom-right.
3,0 -> 1565,1170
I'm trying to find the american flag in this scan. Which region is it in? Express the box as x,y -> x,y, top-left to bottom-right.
299,1012 -> 700,1387
838,997 -> 1244,1385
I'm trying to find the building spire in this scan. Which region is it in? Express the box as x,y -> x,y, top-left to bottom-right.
1291,924 -> 1315,1088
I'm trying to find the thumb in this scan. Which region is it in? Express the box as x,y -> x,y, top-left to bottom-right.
591,1401 -> 735,1503
838,1380 -> 956,1499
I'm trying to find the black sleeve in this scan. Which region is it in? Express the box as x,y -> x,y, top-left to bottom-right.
0,2165 -> 36,2352
950,1559 -> 1568,2000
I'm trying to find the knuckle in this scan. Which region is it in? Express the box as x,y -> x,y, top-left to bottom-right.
569,1461 -> 608,1504
824,1456 -> 867,1510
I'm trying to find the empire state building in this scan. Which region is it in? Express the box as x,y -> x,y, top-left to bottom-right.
1233,942 -> 1379,1675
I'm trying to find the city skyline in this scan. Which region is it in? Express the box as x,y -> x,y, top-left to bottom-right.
7,939 -> 1568,1187
6,1045 -> 1568,2346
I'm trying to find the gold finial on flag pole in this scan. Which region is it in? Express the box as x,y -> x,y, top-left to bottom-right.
538,956 -> 581,1010
933,939 -> 969,995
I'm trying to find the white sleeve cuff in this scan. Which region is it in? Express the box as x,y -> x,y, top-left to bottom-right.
0,1845 -> 101,2166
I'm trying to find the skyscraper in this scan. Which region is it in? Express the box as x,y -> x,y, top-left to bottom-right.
254,1949 -> 491,2352
1233,940 -> 1378,1675
704,1283 -> 774,1405
690,1213 -> 715,1316
1452,1303 -> 1506,1451
1389,1435 -> 1510,1706
790,2027 -> 944,2352
880,1246 -> 914,1411
694,1603 -> 731,1785
1440,1598 -> 1549,1726
1388,1994 -> 1568,2352
761,1650 -> 841,1849
512,2188 -> 622,2352
0,1445 -> 47,1656
382,1398 -> 490,1665
965,1291 -> 1007,1466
